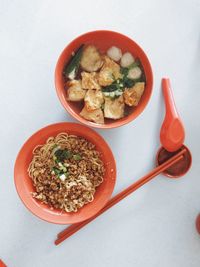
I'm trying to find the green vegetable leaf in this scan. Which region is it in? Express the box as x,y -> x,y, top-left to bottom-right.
128,60 -> 140,69
54,149 -> 72,162
73,154 -> 82,161
120,67 -> 129,76
63,44 -> 84,80
102,80 -> 121,92
123,77 -> 135,88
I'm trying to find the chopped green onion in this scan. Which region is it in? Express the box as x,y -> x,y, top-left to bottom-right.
73,154 -> 82,161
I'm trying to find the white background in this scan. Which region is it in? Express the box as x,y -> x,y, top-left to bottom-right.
0,0 -> 200,266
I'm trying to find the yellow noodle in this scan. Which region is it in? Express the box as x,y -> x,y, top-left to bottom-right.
28,133 -> 105,212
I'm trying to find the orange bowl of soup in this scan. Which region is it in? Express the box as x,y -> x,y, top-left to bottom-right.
55,30 -> 153,128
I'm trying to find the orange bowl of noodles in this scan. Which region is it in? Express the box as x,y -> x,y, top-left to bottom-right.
14,122 -> 116,224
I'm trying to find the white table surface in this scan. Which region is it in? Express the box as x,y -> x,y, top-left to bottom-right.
1,0 -> 200,266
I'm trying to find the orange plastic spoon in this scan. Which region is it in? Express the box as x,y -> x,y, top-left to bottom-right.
196,214 -> 200,234
160,78 -> 185,152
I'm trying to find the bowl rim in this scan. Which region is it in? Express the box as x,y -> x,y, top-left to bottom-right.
14,122 -> 116,224
55,30 -> 153,129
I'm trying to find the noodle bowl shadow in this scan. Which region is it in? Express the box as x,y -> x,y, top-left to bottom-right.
14,122 -> 116,224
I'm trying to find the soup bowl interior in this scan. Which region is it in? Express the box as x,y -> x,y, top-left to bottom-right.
14,122 -> 116,224
55,30 -> 153,129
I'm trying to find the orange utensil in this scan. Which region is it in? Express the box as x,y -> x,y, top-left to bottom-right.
0,259 -> 7,267
156,144 -> 192,178
196,214 -> 200,234
55,148 -> 186,245
160,78 -> 185,152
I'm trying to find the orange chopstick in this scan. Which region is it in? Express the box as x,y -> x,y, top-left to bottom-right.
55,148 -> 186,245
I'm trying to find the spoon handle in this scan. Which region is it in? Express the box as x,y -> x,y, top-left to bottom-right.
162,78 -> 178,118
55,148 -> 186,245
